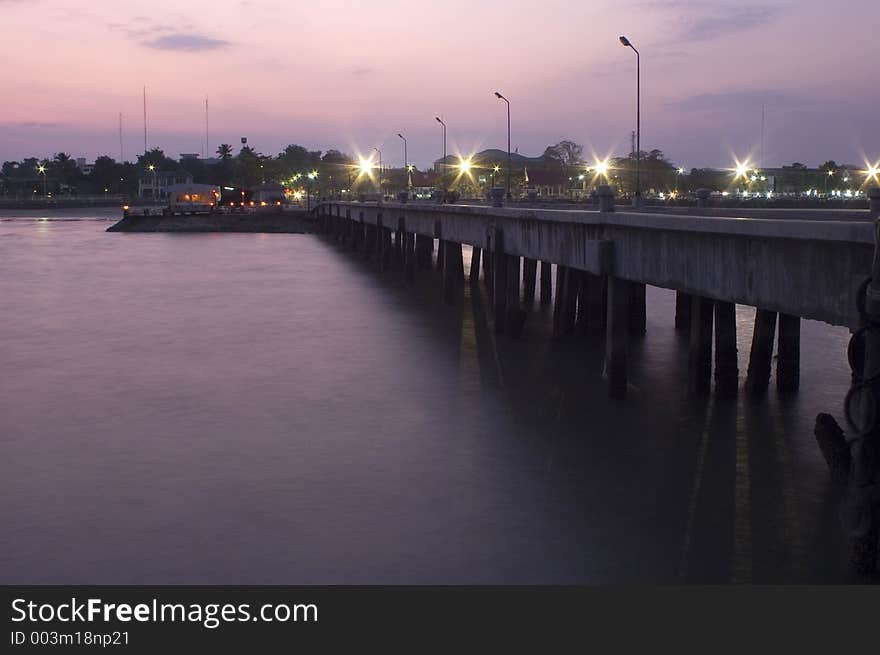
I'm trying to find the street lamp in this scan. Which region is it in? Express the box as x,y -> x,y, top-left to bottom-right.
619,35 -> 641,207
373,147 -> 382,196
307,170 -> 317,211
435,116 -> 446,192
494,91 -> 511,200
147,164 -> 157,200
37,164 -> 47,197
398,133 -> 409,197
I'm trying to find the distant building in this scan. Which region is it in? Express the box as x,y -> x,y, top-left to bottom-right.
75,157 -> 94,175
138,170 -> 194,199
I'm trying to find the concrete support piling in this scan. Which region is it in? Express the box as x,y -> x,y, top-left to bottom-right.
605,276 -> 631,399
688,296 -> 714,397
404,232 -> 416,283
469,246 -> 482,285
506,255 -> 526,337
776,313 -> 801,392
522,258 -> 538,306
416,234 -> 433,270
745,309 -> 778,395
675,291 -> 691,332
493,230 -> 508,334
553,266 -> 574,337
629,282 -> 647,335
713,300 -> 739,398
436,239 -> 445,272
539,261 -> 552,306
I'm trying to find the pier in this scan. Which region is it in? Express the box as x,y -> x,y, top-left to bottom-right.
315,191 -> 876,401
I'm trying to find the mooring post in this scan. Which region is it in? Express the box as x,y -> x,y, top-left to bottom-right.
688,296 -> 714,396
522,258 -> 538,306
469,246 -> 482,285
493,229 -> 508,333
776,313 -> 801,392
629,282 -> 647,335
539,261 -> 552,306
745,309 -> 778,394
605,276 -> 630,399
506,255 -> 526,337
713,300 -> 739,398
675,291 -> 692,332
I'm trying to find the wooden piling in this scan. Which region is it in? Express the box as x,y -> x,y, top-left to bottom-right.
776,313 -> 800,392
713,300 -> 739,398
539,261 -> 552,306
605,276 -> 631,399
745,309 -> 778,395
688,295 -> 714,397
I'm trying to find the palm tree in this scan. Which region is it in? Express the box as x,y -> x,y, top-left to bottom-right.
216,144 -> 233,160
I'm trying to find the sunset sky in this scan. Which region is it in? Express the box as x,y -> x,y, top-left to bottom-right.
1,0 -> 877,169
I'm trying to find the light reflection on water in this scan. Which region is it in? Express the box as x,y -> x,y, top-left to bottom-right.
0,219 -> 856,583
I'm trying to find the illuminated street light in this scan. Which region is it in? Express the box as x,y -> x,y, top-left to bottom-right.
435,116 -> 446,193
494,91 -> 511,200
734,160 -> 750,180
398,133 -> 409,197
619,35 -> 641,207
458,157 -> 472,174
36,164 -> 47,196
373,147 -> 382,195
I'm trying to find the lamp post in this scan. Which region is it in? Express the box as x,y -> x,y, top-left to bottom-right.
494,91 -> 511,200
398,133 -> 408,197
307,170 -> 317,211
373,147 -> 382,197
147,164 -> 157,201
435,116 -> 446,192
619,35 -> 641,207
37,164 -> 47,197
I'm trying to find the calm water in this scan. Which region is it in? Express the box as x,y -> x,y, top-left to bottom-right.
0,212 -> 857,583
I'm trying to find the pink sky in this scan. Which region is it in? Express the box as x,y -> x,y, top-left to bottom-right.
1,0 -> 878,168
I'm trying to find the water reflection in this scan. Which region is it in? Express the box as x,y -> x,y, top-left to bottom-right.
0,221 -> 858,583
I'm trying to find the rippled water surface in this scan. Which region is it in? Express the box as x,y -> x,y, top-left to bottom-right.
0,216 -> 856,583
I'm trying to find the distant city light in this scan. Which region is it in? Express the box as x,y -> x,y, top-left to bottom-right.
677,167 -> 685,174
733,160 -> 750,180
357,156 -> 374,177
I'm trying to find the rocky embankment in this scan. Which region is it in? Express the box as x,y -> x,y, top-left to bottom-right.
107,211 -> 315,233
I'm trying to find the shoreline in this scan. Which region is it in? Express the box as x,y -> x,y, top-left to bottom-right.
106,210 -> 315,233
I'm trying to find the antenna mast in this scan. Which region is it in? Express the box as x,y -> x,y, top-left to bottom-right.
143,86 -> 148,153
